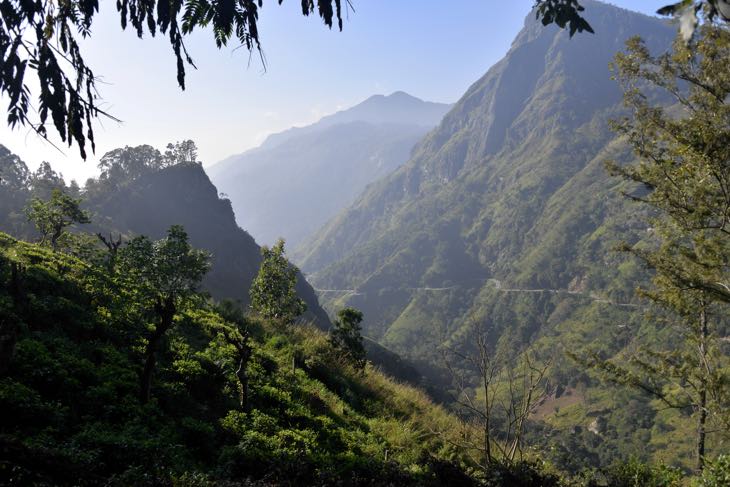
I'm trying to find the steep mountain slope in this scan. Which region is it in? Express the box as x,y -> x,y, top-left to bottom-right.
0,146 -> 331,327
300,2 -> 672,342
208,92 -> 451,248
297,3 -> 688,464
85,162 -> 331,327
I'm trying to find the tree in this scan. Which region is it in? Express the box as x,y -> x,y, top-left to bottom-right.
0,145 -> 31,233
96,232 -> 124,273
28,161 -> 66,199
0,144 -> 29,190
118,225 -> 210,403
96,145 -> 166,189
249,238 -> 306,326
591,26 -> 730,472
0,1 -> 599,160
25,188 -> 91,251
212,300 -> 253,410
440,326 -> 551,471
164,140 -> 200,165
329,307 -> 366,371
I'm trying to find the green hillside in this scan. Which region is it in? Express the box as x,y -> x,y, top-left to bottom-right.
0,145 -> 331,327
299,2 -> 668,363
296,2 -> 729,469
0,232 -> 481,485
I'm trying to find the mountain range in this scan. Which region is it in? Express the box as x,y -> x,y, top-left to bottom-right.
294,0 -> 700,467
208,92 -> 451,248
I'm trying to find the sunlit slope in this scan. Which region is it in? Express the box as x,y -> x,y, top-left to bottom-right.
299,2 -> 673,359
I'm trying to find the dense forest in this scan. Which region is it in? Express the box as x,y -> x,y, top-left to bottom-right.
1,0 -> 729,485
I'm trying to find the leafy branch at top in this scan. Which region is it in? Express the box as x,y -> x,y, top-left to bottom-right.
0,1 -> 347,160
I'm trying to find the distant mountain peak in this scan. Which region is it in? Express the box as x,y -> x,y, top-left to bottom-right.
358,91 -> 435,107
210,91 -> 452,175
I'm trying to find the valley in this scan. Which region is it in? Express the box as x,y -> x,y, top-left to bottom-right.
0,0 -> 728,485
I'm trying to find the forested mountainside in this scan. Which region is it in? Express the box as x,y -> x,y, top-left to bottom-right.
0,233 -> 486,485
2,0 -> 729,484
296,1 -> 723,468
0,144 -> 330,327
208,92 -> 451,248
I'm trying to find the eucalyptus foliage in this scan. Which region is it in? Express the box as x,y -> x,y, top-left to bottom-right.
249,238 -> 305,326
598,26 -> 730,471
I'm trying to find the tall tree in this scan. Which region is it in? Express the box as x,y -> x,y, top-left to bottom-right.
329,307 -> 366,371
25,188 -> 91,251
249,238 -> 306,326
211,300 -> 253,410
96,145 -> 165,189
0,145 -> 30,234
119,225 -> 210,403
164,140 -> 200,165
594,26 -> 730,471
28,162 -> 66,200
0,144 -> 29,190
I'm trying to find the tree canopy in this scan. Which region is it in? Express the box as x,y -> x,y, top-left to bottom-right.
119,224 -> 211,304
329,306 -> 366,371
249,238 -> 306,326
25,188 -> 91,250
118,224 -> 211,402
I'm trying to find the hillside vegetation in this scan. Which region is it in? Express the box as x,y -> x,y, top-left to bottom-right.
0,232 -> 481,485
296,1 -> 729,470
0,143 -> 330,327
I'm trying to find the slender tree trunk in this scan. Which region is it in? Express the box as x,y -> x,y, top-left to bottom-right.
50,227 -> 62,251
236,357 -> 249,410
140,297 -> 175,404
482,360 -> 492,464
696,304 -> 708,472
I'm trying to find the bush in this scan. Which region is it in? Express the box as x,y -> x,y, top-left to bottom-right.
580,457 -> 682,487
696,455 -> 730,487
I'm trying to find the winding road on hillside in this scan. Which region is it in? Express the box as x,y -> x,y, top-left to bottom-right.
313,278 -> 642,309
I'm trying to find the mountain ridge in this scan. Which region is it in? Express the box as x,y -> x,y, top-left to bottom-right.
208,92 -> 452,248
209,91 -> 452,176
294,1 -> 692,466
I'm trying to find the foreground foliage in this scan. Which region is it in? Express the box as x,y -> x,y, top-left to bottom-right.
0,232 -> 481,485
1,231 -> 725,485
592,25 -> 730,471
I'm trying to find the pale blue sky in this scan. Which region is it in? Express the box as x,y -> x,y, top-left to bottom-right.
0,1 -> 659,182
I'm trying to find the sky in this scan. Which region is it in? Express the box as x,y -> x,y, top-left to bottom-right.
0,0 -> 660,183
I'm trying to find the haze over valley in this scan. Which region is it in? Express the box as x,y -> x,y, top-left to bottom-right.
1,1 -> 729,485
